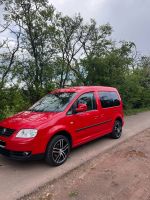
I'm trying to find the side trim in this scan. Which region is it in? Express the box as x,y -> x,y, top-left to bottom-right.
76,120 -> 112,132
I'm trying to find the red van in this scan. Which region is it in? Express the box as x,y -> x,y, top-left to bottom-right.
0,86 -> 124,166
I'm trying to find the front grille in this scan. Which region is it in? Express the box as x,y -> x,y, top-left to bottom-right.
0,127 -> 15,137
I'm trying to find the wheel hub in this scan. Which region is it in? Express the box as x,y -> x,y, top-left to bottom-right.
52,139 -> 69,164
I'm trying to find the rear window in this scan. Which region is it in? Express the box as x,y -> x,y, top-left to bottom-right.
99,91 -> 120,108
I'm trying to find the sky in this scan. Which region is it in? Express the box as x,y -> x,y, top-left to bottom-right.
49,0 -> 150,56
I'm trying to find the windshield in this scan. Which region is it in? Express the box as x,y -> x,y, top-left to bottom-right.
28,92 -> 76,112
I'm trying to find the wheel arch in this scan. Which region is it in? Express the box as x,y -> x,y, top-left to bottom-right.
47,130 -> 73,149
115,116 -> 123,125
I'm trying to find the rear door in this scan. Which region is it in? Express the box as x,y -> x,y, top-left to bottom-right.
98,91 -> 121,135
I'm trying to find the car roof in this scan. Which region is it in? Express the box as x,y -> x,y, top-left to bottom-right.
51,86 -> 117,93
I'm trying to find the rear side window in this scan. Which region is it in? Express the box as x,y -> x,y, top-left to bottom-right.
111,92 -> 121,106
99,91 -> 120,108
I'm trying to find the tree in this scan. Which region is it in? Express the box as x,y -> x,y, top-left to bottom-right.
52,15 -> 113,87
0,23 -> 20,88
1,0 -> 57,102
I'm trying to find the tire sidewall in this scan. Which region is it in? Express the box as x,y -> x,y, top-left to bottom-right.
111,120 -> 122,139
45,135 -> 71,166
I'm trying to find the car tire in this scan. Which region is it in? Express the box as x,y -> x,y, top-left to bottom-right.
45,135 -> 71,166
110,120 -> 122,139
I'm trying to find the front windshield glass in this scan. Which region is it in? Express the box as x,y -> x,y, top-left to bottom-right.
28,92 -> 76,112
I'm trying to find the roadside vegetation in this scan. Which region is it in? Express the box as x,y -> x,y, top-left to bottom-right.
0,0 -> 150,120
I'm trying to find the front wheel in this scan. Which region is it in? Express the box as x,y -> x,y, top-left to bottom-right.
45,135 -> 71,166
110,120 -> 122,139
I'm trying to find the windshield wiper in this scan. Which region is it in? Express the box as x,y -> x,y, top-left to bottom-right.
28,109 -> 43,112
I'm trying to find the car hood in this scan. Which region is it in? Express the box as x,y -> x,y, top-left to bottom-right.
0,111 -> 59,130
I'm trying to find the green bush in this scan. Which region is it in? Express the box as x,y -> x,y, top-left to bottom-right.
0,87 -> 30,120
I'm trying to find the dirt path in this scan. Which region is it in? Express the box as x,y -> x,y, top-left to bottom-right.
21,129 -> 150,200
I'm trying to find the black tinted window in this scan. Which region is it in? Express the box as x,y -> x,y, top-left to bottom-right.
111,92 -> 120,106
99,92 -> 120,108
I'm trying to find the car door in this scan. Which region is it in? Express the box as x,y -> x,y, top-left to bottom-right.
66,92 -> 100,145
98,91 -> 114,135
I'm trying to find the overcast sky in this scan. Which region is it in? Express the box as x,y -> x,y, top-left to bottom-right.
50,0 -> 150,56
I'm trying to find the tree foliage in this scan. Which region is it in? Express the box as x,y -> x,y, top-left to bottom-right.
0,0 -> 150,119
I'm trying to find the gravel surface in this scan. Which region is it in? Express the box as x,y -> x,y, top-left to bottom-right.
21,128 -> 150,200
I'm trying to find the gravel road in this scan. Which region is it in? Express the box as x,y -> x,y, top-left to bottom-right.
23,129 -> 150,200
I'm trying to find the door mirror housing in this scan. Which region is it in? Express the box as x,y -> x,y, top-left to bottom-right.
76,103 -> 87,113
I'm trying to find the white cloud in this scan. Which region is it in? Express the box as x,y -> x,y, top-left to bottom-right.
0,0 -> 150,55
49,0 -> 150,55
49,0 -> 106,20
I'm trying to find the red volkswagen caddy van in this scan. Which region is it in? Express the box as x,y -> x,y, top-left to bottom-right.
0,86 -> 124,166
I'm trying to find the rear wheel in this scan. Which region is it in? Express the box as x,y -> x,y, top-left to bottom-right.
45,135 -> 71,166
110,120 -> 122,139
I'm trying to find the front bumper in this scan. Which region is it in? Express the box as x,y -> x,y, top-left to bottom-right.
0,147 -> 44,161
0,134 -> 45,161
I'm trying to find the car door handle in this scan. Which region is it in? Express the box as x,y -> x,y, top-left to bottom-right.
101,114 -> 104,117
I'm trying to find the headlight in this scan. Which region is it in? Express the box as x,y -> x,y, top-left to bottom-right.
16,129 -> 38,138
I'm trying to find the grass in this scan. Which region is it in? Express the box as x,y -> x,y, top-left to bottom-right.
124,107 -> 150,116
69,191 -> 79,198
0,111 -> 14,121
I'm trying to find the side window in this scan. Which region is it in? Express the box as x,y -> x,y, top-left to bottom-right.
67,92 -> 97,115
110,92 -> 120,106
77,92 -> 97,111
99,92 -> 112,108
99,91 -> 120,108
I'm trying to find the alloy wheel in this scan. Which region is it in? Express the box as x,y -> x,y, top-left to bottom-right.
52,138 -> 69,164
114,121 -> 122,138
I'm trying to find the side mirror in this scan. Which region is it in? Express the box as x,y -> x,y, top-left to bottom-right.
76,103 -> 87,113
